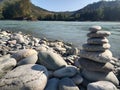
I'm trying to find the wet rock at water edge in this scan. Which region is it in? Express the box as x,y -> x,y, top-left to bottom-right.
0,64 -> 48,90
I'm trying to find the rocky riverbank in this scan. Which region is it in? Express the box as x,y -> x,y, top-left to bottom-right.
0,26 -> 120,90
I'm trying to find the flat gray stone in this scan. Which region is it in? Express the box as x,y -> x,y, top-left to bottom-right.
45,78 -> 59,90
82,43 -> 110,51
80,50 -> 112,63
53,65 -> 77,78
82,69 -> 119,86
79,58 -> 114,72
89,26 -> 102,32
0,55 -> 16,78
0,64 -> 48,90
38,51 -> 67,70
17,54 -> 38,66
12,49 -> 38,61
58,78 -> 79,90
88,81 -> 118,90
87,37 -> 109,44
71,74 -> 83,85
87,31 -> 111,38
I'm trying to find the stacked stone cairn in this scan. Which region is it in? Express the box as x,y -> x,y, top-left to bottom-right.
79,26 -> 119,90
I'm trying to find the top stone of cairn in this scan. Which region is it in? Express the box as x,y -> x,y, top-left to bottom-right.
89,25 -> 102,32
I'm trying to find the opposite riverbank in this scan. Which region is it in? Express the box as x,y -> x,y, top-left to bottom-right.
0,27 -> 120,90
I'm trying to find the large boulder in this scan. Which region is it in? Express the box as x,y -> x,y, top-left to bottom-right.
82,69 -> 119,86
79,58 -> 114,72
0,54 -> 16,78
53,65 -> 78,78
38,51 -> 67,70
87,81 -> 117,90
58,78 -> 79,90
0,64 -> 48,90
80,50 -> 112,63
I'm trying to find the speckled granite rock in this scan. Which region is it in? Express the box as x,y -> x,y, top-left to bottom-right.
0,64 -> 48,90
0,54 -> 16,78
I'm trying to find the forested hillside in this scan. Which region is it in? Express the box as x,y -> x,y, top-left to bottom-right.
73,0 -> 120,21
0,0 -> 120,21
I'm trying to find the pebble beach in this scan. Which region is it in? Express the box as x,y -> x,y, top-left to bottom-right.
0,26 -> 120,90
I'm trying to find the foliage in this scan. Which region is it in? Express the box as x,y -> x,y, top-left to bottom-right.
2,0 -> 31,19
1,0 -> 120,21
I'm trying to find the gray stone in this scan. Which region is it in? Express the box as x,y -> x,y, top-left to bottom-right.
17,54 -> 38,66
0,54 -> 11,61
80,50 -> 112,63
71,74 -> 83,85
0,64 -> 48,90
45,78 -> 59,90
82,69 -> 119,86
79,58 -> 114,72
12,49 -> 38,61
58,78 -> 79,90
0,55 -> 16,78
12,33 -> 25,43
87,31 -> 111,38
87,81 -> 118,90
38,51 -> 67,70
89,26 -> 102,32
82,43 -> 110,51
87,37 -> 109,44
53,65 -> 78,78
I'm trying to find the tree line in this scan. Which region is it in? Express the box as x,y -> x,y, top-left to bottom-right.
0,0 -> 120,21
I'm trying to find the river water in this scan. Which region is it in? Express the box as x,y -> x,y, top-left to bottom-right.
0,20 -> 120,58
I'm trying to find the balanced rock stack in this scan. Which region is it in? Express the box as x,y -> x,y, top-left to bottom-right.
79,26 -> 119,90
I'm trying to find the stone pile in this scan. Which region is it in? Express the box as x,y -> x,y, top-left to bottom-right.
0,28 -> 120,90
0,30 -> 82,90
79,26 -> 119,90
